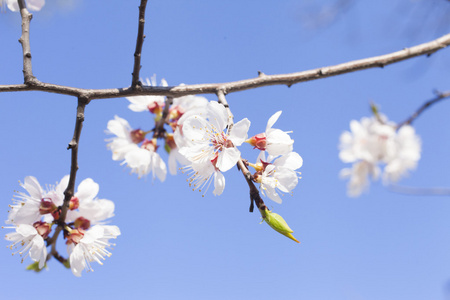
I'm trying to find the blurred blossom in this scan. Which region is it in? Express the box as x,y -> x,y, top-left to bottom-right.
339,115 -> 421,196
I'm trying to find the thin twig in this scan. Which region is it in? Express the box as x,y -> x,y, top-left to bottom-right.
46,97 -> 89,254
17,0 -> 35,83
388,184 -> 450,196
217,90 -> 267,213
1,33 -> 450,99
153,96 -> 173,138
397,90 -> 450,128
131,0 -> 148,88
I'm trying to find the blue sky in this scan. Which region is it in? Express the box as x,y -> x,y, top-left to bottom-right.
1,1 -> 450,299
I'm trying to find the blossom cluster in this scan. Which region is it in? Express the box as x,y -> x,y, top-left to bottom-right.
339,114 -> 421,197
4,175 -> 120,276
106,76 -> 303,203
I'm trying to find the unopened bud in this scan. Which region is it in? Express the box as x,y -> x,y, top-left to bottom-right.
33,221 -> 52,239
130,129 -> 146,144
260,208 -> 300,243
26,261 -> 46,272
169,105 -> 185,121
246,133 -> 267,151
74,217 -> 91,230
39,198 -> 57,215
69,196 -> 79,210
141,139 -> 158,152
148,101 -> 164,115
66,228 -> 84,245
166,133 -> 177,152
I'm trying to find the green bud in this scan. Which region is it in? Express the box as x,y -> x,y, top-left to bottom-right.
26,261 -> 46,272
260,208 -> 300,243
164,143 -> 171,154
370,102 -> 379,116
63,259 -> 71,269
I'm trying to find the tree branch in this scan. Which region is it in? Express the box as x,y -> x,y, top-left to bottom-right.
131,0 -> 148,88
397,90 -> 450,128
388,184 -> 450,196
46,97 -> 89,249
17,0 -> 35,83
1,33 -> 450,99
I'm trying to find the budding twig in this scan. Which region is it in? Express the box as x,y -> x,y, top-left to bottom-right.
388,184 -> 450,196
154,96 -> 173,138
217,90 -> 267,213
131,0 -> 148,88
17,0 -> 35,84
397,90 -> 450,128
46,97 -> 89,261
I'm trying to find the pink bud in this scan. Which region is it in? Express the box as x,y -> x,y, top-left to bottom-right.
39,198 -> 57,215
74,217 -> 91,230
141,139 -> 158,152
130,129 -> 146,144
66,228 -> 84,245
33,221 -> 52,239
148,102 -> 164,115
247,133 -> 267,150
69,196 -> 79,211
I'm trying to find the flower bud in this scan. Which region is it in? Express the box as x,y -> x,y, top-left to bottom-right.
74,217 -> 91,231
148,101 -> 164,115
260,208 -> 300,243
165,133 -> 176,151
33,221 -> 52,239
169,105 -> 185,121
69,196 -> 79,210
130,129 -> 146,144
246,133 -> 267,151
39,198 -> 57,215
65,228 -> 84,245
141,139 -> 158,152
26,261 -> 46,272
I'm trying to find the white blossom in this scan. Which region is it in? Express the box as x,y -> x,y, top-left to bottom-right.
106,116 -> 167,181
339,115 -> 421,197
105,116 -> 140,161
180,101 -> 250,172
179,101 -> 250,195
5,224 -> 47,269
339,161 -> 380,197
256,151 -> 303,203
247,111 -> 294,156
383,125 -> 421,182
7,175 -> 68,225
68,225 -> 121,277
66,178 -> 115,225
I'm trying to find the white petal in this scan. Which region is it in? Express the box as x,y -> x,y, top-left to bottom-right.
106,116 -> 132,139
217,147 -> 240,172
213,171 -> 225,196
152,153 -> 167,182
76,178 -> 100,202
265,185 -> 282,204
274,152 -> 303,170
266,111 -> 282,132
55,175 -> 70,199
22,176 -> 43,200
182,115 -> 209,142
229,118 -> 250,146
206,101 -> 228,132
69,245 -> 85,277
